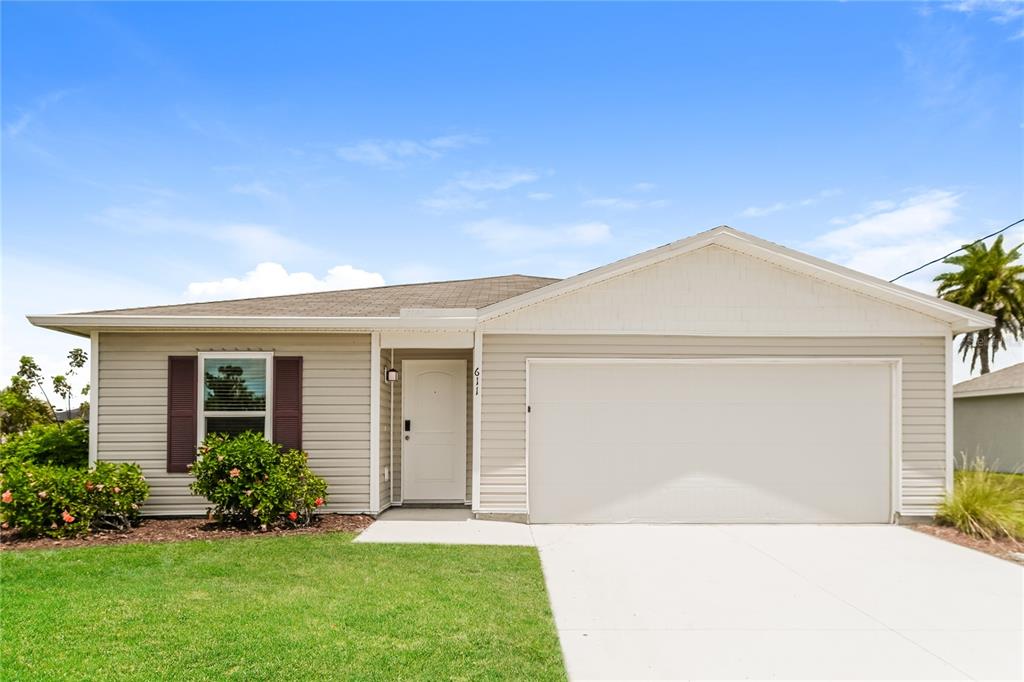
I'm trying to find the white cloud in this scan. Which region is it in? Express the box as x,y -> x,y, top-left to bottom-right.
4,88 -> 76,138
186,262 -> 385,300
465,218 -> 612,252
94,204 -> 315,262
741,189 -> 843,218
812,190 -> 961,254
944,0 -> 1024,23
420,169 -> 539,213
527,192 -> 554,201
583,197 -> 670,210
451,169 -> 538,192
632,182 -> 657,192
229,181 -> 284,202
337,133 -> 485,168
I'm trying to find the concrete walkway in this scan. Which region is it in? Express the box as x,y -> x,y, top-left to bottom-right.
354,507 -> 534,546
532,524 -> 1024,680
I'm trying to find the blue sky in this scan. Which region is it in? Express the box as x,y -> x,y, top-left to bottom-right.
3,1 -> 1023,388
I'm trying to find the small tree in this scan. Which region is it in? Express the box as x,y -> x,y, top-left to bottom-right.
935,236 -> 1024,375
10,349 -> 90,431
0,377 -> 52,435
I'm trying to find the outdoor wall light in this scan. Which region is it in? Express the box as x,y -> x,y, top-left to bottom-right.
385,367 -> 399,383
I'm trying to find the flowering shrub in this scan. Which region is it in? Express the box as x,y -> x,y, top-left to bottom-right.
0,460 -> 149,538
0,419 -> 89,468
188,432 -> 327,529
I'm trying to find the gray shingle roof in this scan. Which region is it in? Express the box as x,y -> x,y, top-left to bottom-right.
954,362 -> 1024,397
82,274 -> 560,317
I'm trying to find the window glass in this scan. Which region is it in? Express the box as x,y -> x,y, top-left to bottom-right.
205,416 -> 266,438
203,358 -> 267,412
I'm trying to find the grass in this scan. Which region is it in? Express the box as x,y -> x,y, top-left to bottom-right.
937,457 -> 1024,541
0,533 -> 565,681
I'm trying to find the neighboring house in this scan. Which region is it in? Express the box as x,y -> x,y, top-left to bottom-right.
953,362 -> 1024,473
54,407 -> 85,423
29,226 -> 993,523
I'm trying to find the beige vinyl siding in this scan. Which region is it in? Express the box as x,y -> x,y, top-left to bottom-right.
379,348 -> 392,509
479,334 -> 947,517
389,348 -> 473,503
98,332 -> 371,516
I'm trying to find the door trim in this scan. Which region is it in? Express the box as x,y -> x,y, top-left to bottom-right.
524,356 -> 902,522
401,359 -> 468,502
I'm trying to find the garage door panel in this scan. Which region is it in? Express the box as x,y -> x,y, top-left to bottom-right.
528,361 -> 893,523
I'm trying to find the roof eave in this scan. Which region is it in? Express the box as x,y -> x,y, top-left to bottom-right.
27,314 -> 479,335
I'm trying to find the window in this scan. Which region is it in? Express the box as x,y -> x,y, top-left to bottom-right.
198,352 -> 273,443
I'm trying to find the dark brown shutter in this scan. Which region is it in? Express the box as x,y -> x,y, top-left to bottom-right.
273,356 -> 303,451
167,356 -> 198,473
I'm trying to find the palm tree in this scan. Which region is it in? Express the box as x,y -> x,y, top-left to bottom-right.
934,235 -> 1024,374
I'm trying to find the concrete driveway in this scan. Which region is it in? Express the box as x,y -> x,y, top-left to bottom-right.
531,525 -> 1023,680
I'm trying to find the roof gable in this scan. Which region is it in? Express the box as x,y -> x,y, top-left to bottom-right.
481,243 -> 952,335
479,226 -> 993,333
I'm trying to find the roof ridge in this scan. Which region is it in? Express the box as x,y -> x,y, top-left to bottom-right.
81,273 -> 561,315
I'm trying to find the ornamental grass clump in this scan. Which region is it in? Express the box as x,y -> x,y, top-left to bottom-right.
937,456 -> 1024,541
189,432 -> 327,529
0,460 -> 149,538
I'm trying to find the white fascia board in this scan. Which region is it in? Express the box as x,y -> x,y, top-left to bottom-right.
477,226 -> 995,333
28,314 -> 479,334
954,387 -> 1024,399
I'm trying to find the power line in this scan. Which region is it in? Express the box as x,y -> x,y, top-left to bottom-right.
889,216 -> 1024,283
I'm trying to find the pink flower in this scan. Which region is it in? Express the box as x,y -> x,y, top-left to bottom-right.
113,486 -> 121,494
229,468 -> 240,478
96,483 -> 105,491
1,490 -> 12,504
37,490 -> 48,499
61,511 -> 76,524
314,497 -> 324,507
288,511 -> 298,521
85,481 -> 94,492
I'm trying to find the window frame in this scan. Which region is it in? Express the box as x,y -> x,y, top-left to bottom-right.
197,351 -> 274,445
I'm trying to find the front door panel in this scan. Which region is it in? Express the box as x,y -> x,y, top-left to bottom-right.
403,359 -> 467,501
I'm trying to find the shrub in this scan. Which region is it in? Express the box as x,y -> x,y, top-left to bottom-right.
937,456 -> 1024,541
0,460 -> 149,538
0,419 -> 89,468
189,432 -> 327,529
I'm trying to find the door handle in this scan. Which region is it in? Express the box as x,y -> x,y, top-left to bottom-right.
404,419 -> 411,432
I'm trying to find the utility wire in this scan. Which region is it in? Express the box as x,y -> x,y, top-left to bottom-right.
889,216 -> 1024,283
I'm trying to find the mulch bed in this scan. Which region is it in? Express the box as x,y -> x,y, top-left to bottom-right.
911,523 -> 1024,564
0,514 -> 375,552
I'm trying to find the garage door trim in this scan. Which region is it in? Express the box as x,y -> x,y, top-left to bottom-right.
524,357 -> 903,521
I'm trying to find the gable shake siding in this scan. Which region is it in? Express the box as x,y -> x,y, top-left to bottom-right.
98,332 -> 372,516
478,334 -> 948,517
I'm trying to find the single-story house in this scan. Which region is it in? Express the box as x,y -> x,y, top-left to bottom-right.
29,226 -> 994,523
953,362 -> 1024,473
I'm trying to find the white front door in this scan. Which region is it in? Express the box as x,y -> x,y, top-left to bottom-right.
402,359 -> 467,501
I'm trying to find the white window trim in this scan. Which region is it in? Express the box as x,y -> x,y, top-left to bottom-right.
197,351 -> 274,446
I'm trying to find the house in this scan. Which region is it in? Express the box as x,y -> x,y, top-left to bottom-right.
954,362 -> 1024,473
29,226 -> 993,523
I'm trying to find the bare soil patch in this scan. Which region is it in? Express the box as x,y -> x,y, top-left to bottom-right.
912,523 -> 1024,564
0,514 -> 374,552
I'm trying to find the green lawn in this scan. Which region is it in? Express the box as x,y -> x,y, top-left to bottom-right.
0,533 -> 565,681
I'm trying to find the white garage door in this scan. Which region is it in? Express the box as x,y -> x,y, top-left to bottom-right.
528,359 -> 894,523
